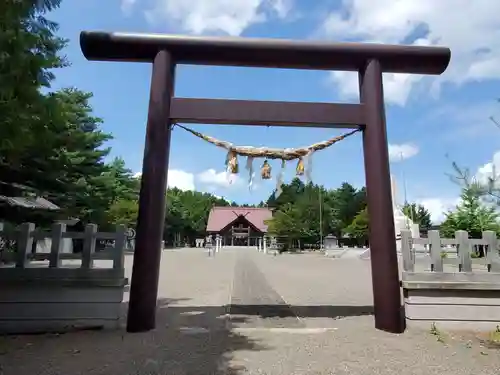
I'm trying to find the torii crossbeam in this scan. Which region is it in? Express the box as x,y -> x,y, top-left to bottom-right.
80,31 -> 451,334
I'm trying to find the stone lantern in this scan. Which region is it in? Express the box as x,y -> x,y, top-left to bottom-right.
323,234 -> 338,250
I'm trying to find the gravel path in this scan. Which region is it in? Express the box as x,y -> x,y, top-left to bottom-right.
229,255 -> 305,329
1,248 -> 500,374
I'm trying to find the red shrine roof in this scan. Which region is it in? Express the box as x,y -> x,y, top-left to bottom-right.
206,207 -> 273,233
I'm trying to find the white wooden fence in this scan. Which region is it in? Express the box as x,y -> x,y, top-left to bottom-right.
0,222 -> 126,272
400,229 -> 500,273
0,222 -> 128,334
400,229 -> 500,331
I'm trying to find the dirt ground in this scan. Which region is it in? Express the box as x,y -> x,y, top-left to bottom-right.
1,248 -> 500,375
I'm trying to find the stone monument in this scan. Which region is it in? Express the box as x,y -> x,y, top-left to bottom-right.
391,175 -> 419,239
358,174 -> 422,259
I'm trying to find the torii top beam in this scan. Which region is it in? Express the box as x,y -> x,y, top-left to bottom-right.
80,31 -> 451,74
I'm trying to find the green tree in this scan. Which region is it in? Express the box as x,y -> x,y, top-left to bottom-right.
343,207 -> 369,245
0,1 -> 165,237
1,0 -> 68,190
446,159 -> 500,207
266,177 -> 305,210
402,202 -> 432,230
264,179 -> 367,244
298,183 -> 331,243
163,188 -> 230,246
0,2 -> 124,227
327,183 -> 366,237
38,89 -> 114,225
98,157 -> 139,205
265,203 -> 304,248
106,198 -> 139,228
440,187 -> 500,238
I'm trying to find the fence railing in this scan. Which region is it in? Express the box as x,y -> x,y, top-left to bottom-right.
0,222 -> 128,333
401,229 -> 500,331
401,229 -> 500,273
0,222 -> 127,271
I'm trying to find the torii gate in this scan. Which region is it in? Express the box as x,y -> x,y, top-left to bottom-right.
79,31 -> 450,334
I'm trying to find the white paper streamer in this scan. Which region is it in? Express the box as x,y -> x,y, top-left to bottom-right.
225,165 -> 233,185
225,150 -> 233,184
304,150 -> 314,183
245,156 -> 255,190
275,159 -> 286,197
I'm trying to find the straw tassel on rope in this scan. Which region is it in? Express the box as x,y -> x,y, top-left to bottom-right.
304,150 -> 314,183
226,150 -> 239,174
296,157 -> 305,176
261,160 -> 271,179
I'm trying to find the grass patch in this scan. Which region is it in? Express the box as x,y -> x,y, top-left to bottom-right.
485,325 -> 500,349
430,322 -> 446,344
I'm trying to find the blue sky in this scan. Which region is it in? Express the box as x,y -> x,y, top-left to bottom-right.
48,0 -> 500,222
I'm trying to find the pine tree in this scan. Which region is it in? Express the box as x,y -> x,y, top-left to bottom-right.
0,0 -> 68,190
440,187 -> 500,238
0,2 -> 119,226
402,202 -> 432,230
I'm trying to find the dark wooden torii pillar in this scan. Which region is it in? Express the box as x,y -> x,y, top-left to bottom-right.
79,32 -> 451,334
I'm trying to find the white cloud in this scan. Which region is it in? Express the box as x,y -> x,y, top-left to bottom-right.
388,143 -> 419,162
133,169 -> 195,191
329,72 -> 421,106
168,169 -> 196,190
476,151 -> 500,187
322,0 -> 500,106
418,197 -> 460,224
121,0 -> 136,14
133,168 -> 246,193
197,168 -> 241,187
271,0 -> 292,18
141,0 -> 291,36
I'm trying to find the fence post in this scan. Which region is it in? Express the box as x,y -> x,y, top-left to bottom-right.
428,230 -> 443,272
16,223 -> 35,268
81,224 -> 97,269
456,230 -> 472,272
400,230 -> 414,272
113,225 -> 127,270
483,231 -> 500,272
49,223 -> 66,268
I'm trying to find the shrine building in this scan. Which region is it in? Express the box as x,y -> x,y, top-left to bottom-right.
206,207 -> 273,246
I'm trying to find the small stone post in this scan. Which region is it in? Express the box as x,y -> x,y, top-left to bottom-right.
215,235 -> 221,253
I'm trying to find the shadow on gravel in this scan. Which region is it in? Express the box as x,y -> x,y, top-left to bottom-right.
228,304 -> 375,319
0,298 -> 268,375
